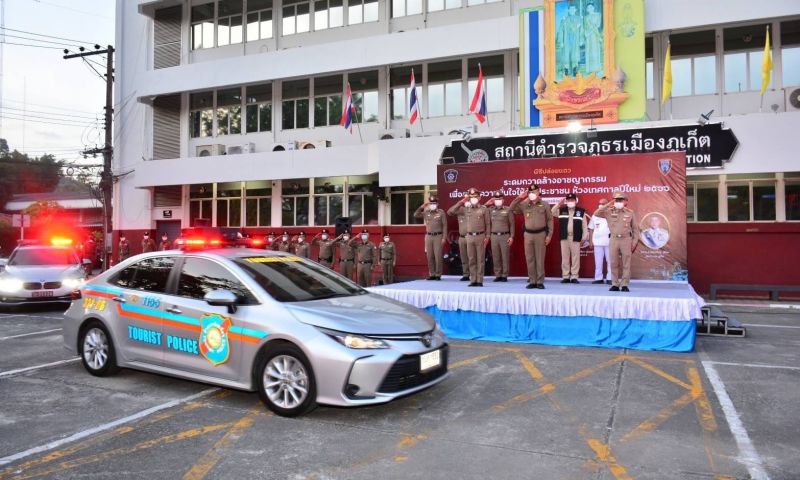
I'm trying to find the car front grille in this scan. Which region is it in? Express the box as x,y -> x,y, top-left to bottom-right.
23,282 -> 42,290
378,345 -> 449,394
43,281 -> 62,289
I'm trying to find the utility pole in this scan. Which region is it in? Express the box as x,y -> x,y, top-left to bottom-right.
64,45 -> 114,271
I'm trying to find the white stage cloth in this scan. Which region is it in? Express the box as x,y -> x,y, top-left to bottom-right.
369,277 -> 705,322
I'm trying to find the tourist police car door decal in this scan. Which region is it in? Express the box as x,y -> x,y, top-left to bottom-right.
199,313 -> 231,366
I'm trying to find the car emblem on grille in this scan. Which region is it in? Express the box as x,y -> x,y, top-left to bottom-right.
421,334 -> 432,347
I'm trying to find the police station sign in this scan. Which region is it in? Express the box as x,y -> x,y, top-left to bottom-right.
440,123 -> 738,169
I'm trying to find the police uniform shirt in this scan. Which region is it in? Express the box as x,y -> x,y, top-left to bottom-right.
490,206 -> 514,234
511,198 -> 553,233
379,241 -> 396,261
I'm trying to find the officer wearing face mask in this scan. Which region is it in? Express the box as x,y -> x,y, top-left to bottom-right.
451,187 -> 491,287
447,193 -> 472,281
159,234 -> 171,251
293,231 -> 310,258
379,233 -> 397,285
413,195 -> 447,280
588,199 -> 611,284
510,184 -> 553,289
336,230 -> 356,280
118,234 -> 131,261
592,191 -> 640,292
484,190 -> 515,282
141,232 -> 156,253
350,229 -> 377,287
312,229 -> 336,268
552,193 -> 588,284
275,231 -> 293,253
265,232 -> 277,250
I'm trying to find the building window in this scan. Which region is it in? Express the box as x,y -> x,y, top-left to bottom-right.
191,3 -> 215,50
216,88 -> 242,136
428,0 -> 461,12
217,0 -> 244,46
348,176 -> 379,225
781,19 -> 800,87
645,36 -> 654,100
727,180 -> 776,222
348,0 -> 378,25
245,181 -> 272,227
283,0 -> 310,35
724,24 -> 772,93
216,182 -> 243,227
313,177 -> 344,225
245,83 -> 272,133
694,182 -> 719,222
467,55 -> 504,113
246,0 -> 274,40
189,183 -> 213,226
389,186 -> 424,225
282,179 -> 310,226
390,64 -> 421,120
391,0 -> 422,18
314,0 -> 343,30
669,30 -> 716,97
282,80 -> 310,130
786,179 -> 800,221
190,91 -> 214,138
428,60 -> 462,117
313,75 -> 343,127
350,70 -> 379,122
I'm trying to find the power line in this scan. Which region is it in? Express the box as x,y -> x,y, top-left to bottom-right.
0,114 -> 97,128
30,0 -> 113,21
0,110 -> 97,125
80,57 -> 105,81
1,98 -> 98,115
0,26 -> 98,46
0,32 -> 80,47
0,41 -> 62,50
1,106 -> 98,120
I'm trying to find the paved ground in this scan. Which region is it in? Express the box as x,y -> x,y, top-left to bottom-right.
0,303 -> 798,479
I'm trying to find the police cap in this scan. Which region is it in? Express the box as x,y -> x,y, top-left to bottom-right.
361,229 -> 369,234
528,184 -> 540,192
428,195 -> 439,203
565,193 -> 577,200
613,191 -> 626,200
467,187 -> 480,196
493,190 -> 504,198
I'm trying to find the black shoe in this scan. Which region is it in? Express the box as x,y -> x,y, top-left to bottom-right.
609,286 -> 620,292
592,280 -> 604,284
536,284 -> 545,289
475,282 -> 483,287
606,280 -> 612,285
493,277 -> 502,282
621,286 -> 630,292
570,279 -> 579,284
561,278 -> 570,283
427,276 -> 436,280
434,276 -> 442,280
468,282 -> 478,287
526,283 -> 536,289
500,277 -> 508,282
460,276 -> 470,281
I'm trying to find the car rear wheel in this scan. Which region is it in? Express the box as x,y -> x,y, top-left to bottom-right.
256,344 -> 316,417
79,322 -> 119,377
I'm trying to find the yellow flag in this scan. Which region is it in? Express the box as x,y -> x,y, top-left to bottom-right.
761,26 -> 773,96
661,43 -> 672,105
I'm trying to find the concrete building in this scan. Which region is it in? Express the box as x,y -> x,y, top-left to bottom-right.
115,0 -> 800,292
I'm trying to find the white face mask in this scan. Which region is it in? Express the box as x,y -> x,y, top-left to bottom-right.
162,237 -> 167,241
469,197 -> 479,205
494,200 -> 503,207
282,236 -> 288,241
343,235 -> 350,241
383,237 -> 390,242
268,236 -> 274,242
429,204 -> 438,210
614,201 -> 624,209
321,234 -> 328,240
567,202 -> 576,208
298,237 -> 304,243
528,193 -> 538,201
361,234 -> 368,241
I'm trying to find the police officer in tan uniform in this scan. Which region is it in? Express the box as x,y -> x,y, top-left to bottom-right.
312,229 -> 336,268
552,193 -> 588,283
292,232 -> 310,258
447,193 -> 471,281
265,232 -> 277,250
141,232 -> 156,253
379,233 -> 397,285
118,234 -> 131,261
274,231 -> 293,253
413,195 -> 447,280
510,184 -> 554,289
485,191 -> 515,282
350,229 -> 377,287
452,187 -> 491,287
592,191 -> 640,292
336,230 -> 356,280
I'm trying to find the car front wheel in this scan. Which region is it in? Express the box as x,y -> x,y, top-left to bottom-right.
79,322 -> 119,377
256,344 -> 316,417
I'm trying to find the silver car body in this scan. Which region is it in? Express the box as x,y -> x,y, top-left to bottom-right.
0,246 -> 86,306
62,249 -> 449,407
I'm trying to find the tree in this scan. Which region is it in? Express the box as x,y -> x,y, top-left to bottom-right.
24,201 -> 65,226
0,139 -> 63,210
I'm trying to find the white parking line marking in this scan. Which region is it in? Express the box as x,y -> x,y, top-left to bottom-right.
706,361 -> 800,372
700,355 -> 770,480
743,324 -> 800,329
0,358 -> 80,379
0,328 -> 62,341
0,388 -> 219,466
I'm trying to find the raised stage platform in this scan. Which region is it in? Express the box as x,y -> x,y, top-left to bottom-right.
368,277 -> 705,352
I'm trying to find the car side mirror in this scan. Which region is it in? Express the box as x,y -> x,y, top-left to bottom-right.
204,289 -> 238,314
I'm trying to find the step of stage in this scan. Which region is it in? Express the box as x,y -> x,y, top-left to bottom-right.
697,305 -> 746,337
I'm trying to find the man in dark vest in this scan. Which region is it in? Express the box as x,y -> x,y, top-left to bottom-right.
552,193 -> 588,283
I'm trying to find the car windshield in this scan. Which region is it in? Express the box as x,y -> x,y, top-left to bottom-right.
233,255 -> 366,302
8,247 -> 78,266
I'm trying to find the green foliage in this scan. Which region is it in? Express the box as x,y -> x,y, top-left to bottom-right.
24,200 -> 65,225
0,139 -> 63,209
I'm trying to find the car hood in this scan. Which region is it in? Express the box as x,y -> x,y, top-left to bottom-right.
3,265 -> 82,280
285,293 -> 435,335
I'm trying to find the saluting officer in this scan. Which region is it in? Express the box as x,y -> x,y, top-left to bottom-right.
413,196 -> 448,280
159,234 -> 172,251
350,229 -> 377,287
118,234 -> 131,261
141,232 -> 156,253
552,193 -> 588,283
293,232 -> 310,258
485,191 -> 515,282
275,231 -> 293,253
336,230 -> 356,280
265,232 -> 277,250
592,191 -> 640,292
452,187 -> 491,287
312,229 -> 336,268
379,233 -> 397,285
510,184 -> 553,289
447,193 -> 471,281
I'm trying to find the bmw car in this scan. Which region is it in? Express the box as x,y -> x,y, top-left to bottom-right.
63,245 -> 448,416
0,241 -> 89,307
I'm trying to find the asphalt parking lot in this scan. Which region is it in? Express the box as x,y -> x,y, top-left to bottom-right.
0,303 -> 798,479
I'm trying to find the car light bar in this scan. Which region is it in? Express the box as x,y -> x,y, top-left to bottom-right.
51,237 -> 74,247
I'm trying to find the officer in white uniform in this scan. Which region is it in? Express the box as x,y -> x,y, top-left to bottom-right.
588,198 -> 611,284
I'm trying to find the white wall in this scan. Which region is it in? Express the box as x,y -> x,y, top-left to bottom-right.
644,0 -> 800,32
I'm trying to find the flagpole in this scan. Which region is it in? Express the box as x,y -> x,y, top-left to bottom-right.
481,63 -> 490,129
355,96 -> 364,144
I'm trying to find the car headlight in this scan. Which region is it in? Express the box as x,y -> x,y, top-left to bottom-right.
320,328 -> 389,349
0,277 -> 23,293
62,277 -> 85,289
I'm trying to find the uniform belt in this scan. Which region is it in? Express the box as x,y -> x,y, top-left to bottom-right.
613,234 -> 630,238
340,259 -> 353,262
467,231 -> 485,236
426,232 -> 443,236
358,261 -> 373,264
491,231 -> 511,235
319,257 -> 332,262
459,234 -> 466,238
524,227 -> 548,234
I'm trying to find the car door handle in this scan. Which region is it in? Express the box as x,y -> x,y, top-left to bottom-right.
166,306 -> 182,314
112,296 -> 126,303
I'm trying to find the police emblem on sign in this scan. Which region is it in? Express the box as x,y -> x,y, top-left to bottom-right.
658,158 -> 672,175
199,314 -> 232,366
443,169 -> 459,184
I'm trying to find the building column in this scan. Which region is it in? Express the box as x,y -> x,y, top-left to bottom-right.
718,174 -> 728,222
271,180 -> 282,228
776,172 -> 786,222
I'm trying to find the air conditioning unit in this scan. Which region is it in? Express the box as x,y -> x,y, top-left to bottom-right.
226,143 -> 256,155
269,142 -> 296,152
196,144 -> 226,157
379,128 -> 410,140
786,88 -> 800,112
447,125 -> 478,135
297,140 -> 331,150
413,131 -> 444,138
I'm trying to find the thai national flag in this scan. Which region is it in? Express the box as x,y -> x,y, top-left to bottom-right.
469,64 -> 487,124
409,69 -> 420,125
340,82 -> 356,133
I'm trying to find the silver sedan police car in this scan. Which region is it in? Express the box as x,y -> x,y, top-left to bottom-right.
63,248 -> 448,416
0,244 -> 88,307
